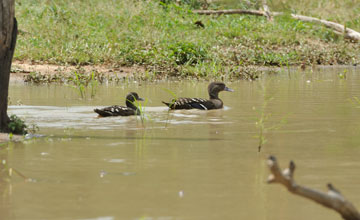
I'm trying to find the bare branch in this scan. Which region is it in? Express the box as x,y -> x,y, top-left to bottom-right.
288,14 -> 360,42
262,0 -> 272,21
267,156 -> 360,220
193,9 -> 267,17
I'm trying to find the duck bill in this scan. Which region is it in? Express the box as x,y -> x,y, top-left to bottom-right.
224,87 -> 234,92
137,97 -> 145,101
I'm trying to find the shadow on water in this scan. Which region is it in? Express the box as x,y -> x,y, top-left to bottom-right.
0,147 -> 11,220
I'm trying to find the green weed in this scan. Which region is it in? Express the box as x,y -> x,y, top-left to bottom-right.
134,98 -> 151,128
8,115 -> 28,135
338,69 -> 347,79
168,42 -> 207,65
90,72 -> 98,98
73,71 -> 86,98
161,88 -> 179,127
70,71 -> 99,99
254,82 -> 288,152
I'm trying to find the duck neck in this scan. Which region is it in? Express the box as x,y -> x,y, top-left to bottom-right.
126,100 -> 138,110
209,92 -> 219,100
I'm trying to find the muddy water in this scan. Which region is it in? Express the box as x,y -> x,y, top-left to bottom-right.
2,67 -> 360,220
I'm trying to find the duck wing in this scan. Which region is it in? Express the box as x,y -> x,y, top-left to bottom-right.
94,105 -> 137,117
162,98 -> 216,110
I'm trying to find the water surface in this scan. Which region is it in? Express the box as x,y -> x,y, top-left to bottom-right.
2,66 -> 360,220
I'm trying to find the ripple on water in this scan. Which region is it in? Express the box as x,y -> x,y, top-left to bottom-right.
8,105 -> 232,130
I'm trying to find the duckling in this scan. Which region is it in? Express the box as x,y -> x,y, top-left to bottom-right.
94,92 -> 144,117
162,82 -> 233,110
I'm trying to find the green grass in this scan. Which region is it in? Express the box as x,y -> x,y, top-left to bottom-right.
15,0 -> 360,79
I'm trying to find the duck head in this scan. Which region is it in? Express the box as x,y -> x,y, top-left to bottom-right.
126,92 -> 144,109
208,82 -> 233,99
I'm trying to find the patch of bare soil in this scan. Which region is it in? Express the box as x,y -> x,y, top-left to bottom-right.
10,60 -> 145,82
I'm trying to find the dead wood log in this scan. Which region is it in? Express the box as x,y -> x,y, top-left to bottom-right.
193,9 -> 267,17
288,14 -> 360,42
267,156 -> 360,220
193,9 -> 360,42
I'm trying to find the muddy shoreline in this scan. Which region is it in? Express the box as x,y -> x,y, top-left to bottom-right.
10,60 -> 358,83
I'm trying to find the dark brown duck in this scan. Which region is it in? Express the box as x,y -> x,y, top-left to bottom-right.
94,92 -> 144,117
162,82 -> 233,110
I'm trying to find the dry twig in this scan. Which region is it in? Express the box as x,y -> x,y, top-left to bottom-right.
267,156 -> 360,220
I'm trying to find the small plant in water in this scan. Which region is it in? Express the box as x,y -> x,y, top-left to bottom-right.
71,71 -> 99,99
254,82 -> 287,152
73,71 -> 86,98
134,98 -> 150,128
90,72 -> 98,98
8,114 -> 28,135
338,69 -> 347,79
161,88 -> 178,127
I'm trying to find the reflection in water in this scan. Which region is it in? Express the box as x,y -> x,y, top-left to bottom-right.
3,67 -> 360,220
0,146 -> 11,220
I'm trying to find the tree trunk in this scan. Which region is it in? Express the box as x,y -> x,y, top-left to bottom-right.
0,0 -> 17,133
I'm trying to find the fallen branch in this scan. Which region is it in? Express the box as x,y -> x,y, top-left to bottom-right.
193,9 -> 360,42
289,14 -> 360,42
267,156 -> 360,220
193,9 -> 267,17
262,0 -> 272,21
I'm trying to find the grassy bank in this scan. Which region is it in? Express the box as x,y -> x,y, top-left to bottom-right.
15,0 -> 360,79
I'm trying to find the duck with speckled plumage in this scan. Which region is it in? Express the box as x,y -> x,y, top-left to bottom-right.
94,92 -> 144,117
162,82 -> 233,110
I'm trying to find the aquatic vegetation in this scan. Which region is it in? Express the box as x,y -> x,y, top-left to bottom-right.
70,71 -> 99,99
254,82 -> 287,152
338,69 -> 348,79
72,71 -> 86,98
134,98 -> 151,128
23,70 -> 164,84
90,72 -> 98,98
8,114 -> 28,135
27,124 -> 40,134
24,71 -> 65,83
161,88 -> 179,127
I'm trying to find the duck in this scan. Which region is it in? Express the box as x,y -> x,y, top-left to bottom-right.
94,92 -> 144,117
162,82 -> 233,110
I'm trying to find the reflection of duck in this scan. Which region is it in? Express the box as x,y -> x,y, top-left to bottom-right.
94,92 -> 144,117
162,82 -> 233,110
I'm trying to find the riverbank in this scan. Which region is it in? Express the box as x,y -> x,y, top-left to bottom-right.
14,1 -> 360,80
